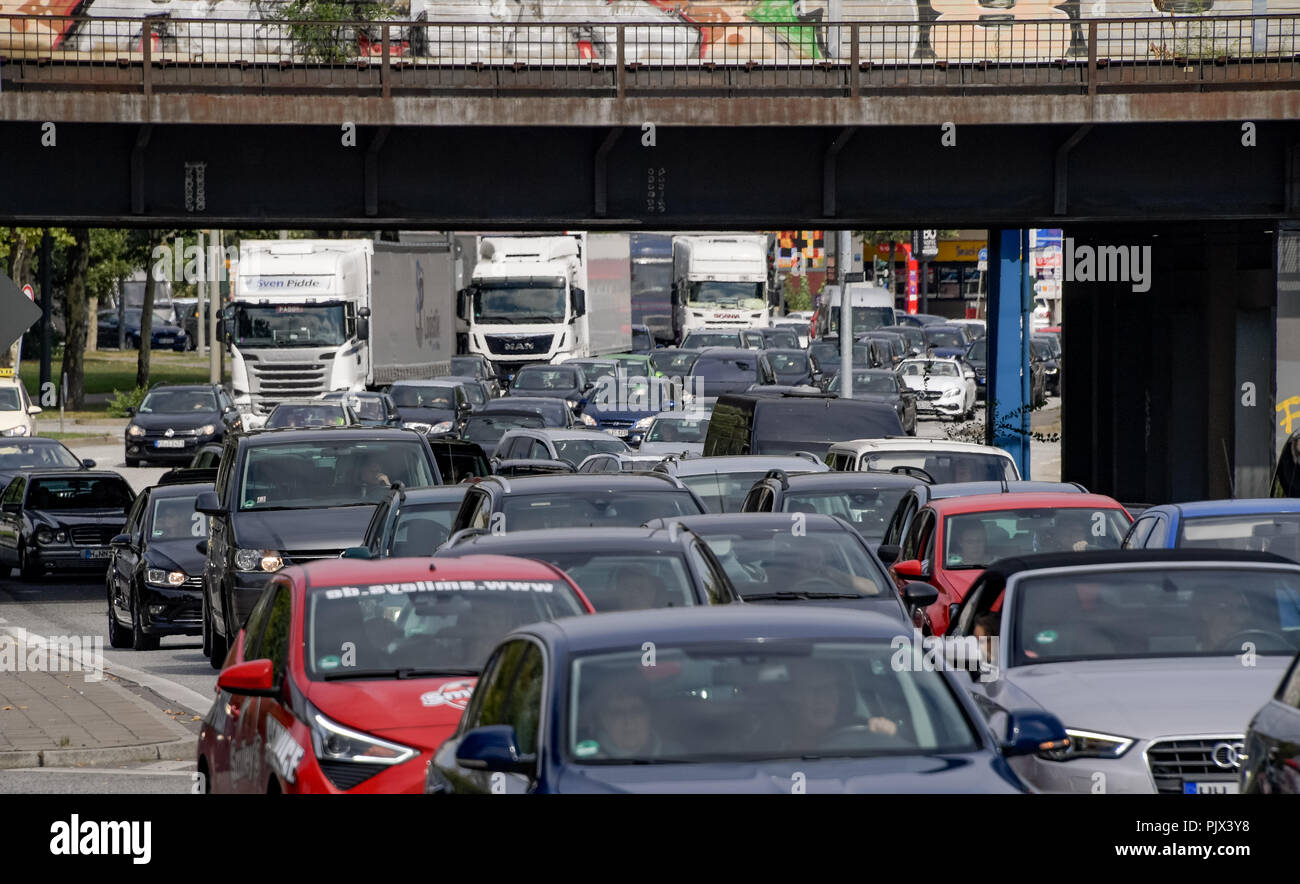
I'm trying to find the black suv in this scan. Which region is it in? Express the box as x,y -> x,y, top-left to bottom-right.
740,469 -> 920,544
195,426 -> 441,669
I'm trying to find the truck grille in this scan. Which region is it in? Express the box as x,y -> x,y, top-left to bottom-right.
70,526 -> 116,546
1146,737 -> 1244,794
483,334 -> 553,356
248,360 -> 332,405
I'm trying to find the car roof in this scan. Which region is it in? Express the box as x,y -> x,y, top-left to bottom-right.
1148,498 -> 1300,518
466,408 -> 547,419
389,378 -> 463,387
652,512 -> 853,533
656,454 -> 826,475
694,347 -> 757,358
149,480 -> 214,498
24,470 -> 129,481
506,428 -> 618,440
517,363 -> 579,372
533,606 -> 906,653
142,383 -> 216,392
831,438 -> 1012,456
388,485 -> 469,503
442,526 -> 692,554
237,427 -> 426,444
292,553 -> 571,588
928,480 -> 1086,497
976,548 -> 1297,584
778,471 -> 920,491
928,492 -> 1126,514
473,473 -> 689,494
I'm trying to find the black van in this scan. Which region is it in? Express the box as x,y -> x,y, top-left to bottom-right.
702,391 -> 905,459
1272,429 -> 1300,497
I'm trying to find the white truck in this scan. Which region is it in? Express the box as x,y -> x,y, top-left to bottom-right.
813,281 -> 897,339
458,233 -> 631,383
226,237 -> 459,415
671,235 -> 771,338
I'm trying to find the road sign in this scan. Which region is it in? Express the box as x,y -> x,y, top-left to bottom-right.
977,247 -> 988,272
0,272 -> 42,353
21,284 -> 34,300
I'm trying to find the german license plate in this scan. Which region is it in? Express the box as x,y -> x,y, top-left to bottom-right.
607,428 -> 629,437
1184,781 -> 1238,795
155,439 -> 185,448
82,548 -> 112,560
157,337 -> 173,345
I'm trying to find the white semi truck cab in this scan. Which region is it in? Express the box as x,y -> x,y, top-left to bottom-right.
460,234 -> 592,384
672,235 -> 771,337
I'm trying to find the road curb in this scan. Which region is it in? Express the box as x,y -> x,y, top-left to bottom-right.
0,737 -> 192,770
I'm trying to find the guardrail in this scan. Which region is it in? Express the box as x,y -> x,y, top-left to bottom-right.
2,14 -> 1298,97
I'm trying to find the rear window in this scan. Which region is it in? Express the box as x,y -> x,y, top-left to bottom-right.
28,477 -> 133,510
692,356 -> 758,381
500,490 -> 703,530
752,403 -> 903,455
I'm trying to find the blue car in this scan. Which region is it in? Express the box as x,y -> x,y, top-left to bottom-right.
426,606 -> 1068,794
1122,498 -> 1300,562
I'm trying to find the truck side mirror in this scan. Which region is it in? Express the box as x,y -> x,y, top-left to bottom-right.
357,317 -> 370,340
456,289 -> 469,322
571,287 -> 586,317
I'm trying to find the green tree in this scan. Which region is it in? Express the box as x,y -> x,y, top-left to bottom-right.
269,1 -> 400,63
59,229 -> 91,410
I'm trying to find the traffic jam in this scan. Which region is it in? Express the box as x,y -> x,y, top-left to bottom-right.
5,231 -> 1299,798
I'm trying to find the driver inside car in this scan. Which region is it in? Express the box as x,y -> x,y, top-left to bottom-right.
774,659 -> 901,750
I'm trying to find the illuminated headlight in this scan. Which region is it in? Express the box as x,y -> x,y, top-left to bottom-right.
146,568 -> 187,587
634,416 -> 655,431
127,424 -> 145,438
1038,729 -> 1134,761
198,424 -> 217,436
1045,368 -> 1059,375
2,426 -> 29,437
402,422 -> 432,433
579,413 -> 598,427
428,421 -> 454,434
234,548 -> 283,573
310,706 -> 417,767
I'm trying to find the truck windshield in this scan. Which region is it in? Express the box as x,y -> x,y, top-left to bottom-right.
232,304 -> 348,348
687,281 -> 764,309
473,280 -> 567,325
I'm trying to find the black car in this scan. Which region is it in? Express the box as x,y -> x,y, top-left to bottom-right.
921,324 -> 969,358
688,347 -> 777,398
894,311 -> 947,328
97,308 -> 188,352
858,332 -> 906,368
741,470 -> 920,544
427,437 -> 492,483
0,471 -> 134,580
648,348 -> 699,378
679,330 -> 745,350
492,458 -> 579,478
124,384 -> 242,468
764,349 -> 816,386
345,485 -> 472,558
507,364 -> 593,414
447,473 -> 706,538
1029,338 -> 1055,403
460,409 -> 548,451
1031,333 -> 1063,395
479,396 -> 577,429
106,481 -> 211,650
965,338 -> 989,400
1242,652 -> 1300,793
450,354 -> 504,399
807,339 -> 880,382
703,391 -> 906,458
441,375 -> 494,413
0,437 -> 94,488
264,400 -> 357,430
436,526 -> 739,611
389,379 -> 472,436
643,512 -> 932,622
195,427 -> 442,668
318,391 -> 402,428
825,369 -> 918,436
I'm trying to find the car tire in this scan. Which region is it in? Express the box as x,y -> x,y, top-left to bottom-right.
201,592 -> 213,659
208,601 -> 229,670
130,592 -> 160,651
126,457 -> 141,468
19,549 -> 40,582
107,582 -> 132,649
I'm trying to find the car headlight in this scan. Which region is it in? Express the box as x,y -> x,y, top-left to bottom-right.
634,416 -> 655,431
198,424 -> 216,436
35,527 -> 55,545
127,424 -> 145,438
146,568 -> 187,587
1038,729 -> 1134,761
402,422 -> 432,433
1046,368 -> 1059,374
3,426 -> 29,437
309,706 -> 417,766
565,399 -> 580,410
580,413 -> 598,427
428,421 -> 454,434
234,548 -> 283,573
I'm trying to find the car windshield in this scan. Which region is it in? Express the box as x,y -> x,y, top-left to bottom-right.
1176,514 -> 1300,560
752,404 -> 901,456
695,527 -> 885,598
473,280 -> 567,325
646,417 -> 709,443
828,306 -> 895,334
501,490 -> 702,530
238,441 -> 435,510
552,438 -> 629,467
151,496 -> 207,540
384,501 -> 464,556
943,507 -> 1130,569
682,333 -> 739,350
829,372 -> 898,395
463,414 -> 544,445
679,471 -> 777,513
28,477 -> 133,510
265,404 -> 348,428
450,357 -> 484,377
901,361 -> 959,378
926,329 -> 965,348
483,400 -> 566,426
138,390 -> 216,414
390,386 -> 455,409
342,396 -> 388,421
568,641 -> 978,762
861,451 -> 1016,484
686,281 -> 764,309
651,351 -> 699,375
0,388 -> 23,411
433,447 -> 490,484
0,441 -> 82,471
572,363 -> 618,385
513,368 -> 579,392
515,551 -> 696,611
306,578 -> 585,679
808,343 -> 872,366
783,488 -> 911,543
1011,568 -> 1300,665
768,352 -> 809,373
967,340 -> 987,363
691,356 -> 757,382
231,304 -> 348,348
763,330 -> 800,349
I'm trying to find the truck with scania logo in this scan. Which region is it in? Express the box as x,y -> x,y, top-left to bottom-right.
225,237 -> 460,416
671,235 -> 772,340
457,233 -> 632,385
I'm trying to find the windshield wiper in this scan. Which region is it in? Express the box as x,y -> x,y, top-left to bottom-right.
322,667 -> 480,681
743,591 -> 865,601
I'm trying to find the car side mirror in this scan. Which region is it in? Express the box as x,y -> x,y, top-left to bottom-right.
892,558 -> 931,580
109,533 -> 130,548
876,543 -> 900,564
455,725 -> 535,775
81,458 -> 97,469
125,406 -> 135,417
27,405 -> 42,415
901,581 -> 939,609
2,502 -> 20,513
217,658 -> 279,697
195,491 -> 222,516
341,546 -> 374,560
1002,710 -> 1070,757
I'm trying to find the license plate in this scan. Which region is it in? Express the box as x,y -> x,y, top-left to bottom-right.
157,337 -> 173,345
155,439 -> 186,448
82,548 -> 111,560
607,428 -> 629,437
1184,781 -> 1238,795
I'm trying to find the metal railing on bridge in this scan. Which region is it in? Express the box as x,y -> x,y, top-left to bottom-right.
2,14 -> 1298,98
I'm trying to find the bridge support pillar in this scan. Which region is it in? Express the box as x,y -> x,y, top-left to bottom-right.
985,230 -> 1032,480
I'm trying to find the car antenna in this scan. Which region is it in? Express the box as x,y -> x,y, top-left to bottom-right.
1222,439 -> 1236,499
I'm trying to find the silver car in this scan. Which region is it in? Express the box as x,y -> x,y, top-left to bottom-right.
635,411 -> 712,457
946,554 -> 1300,794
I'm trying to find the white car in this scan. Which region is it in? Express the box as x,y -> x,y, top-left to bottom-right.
770,317 -> 811,349
824,437 -> 1021,483
898,357 -> 977,420
0,376 -> 41,437
635,410 -> 712,457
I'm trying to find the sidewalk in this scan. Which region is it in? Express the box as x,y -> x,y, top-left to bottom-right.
0,632 -> 194,769
34,416 -> 126,441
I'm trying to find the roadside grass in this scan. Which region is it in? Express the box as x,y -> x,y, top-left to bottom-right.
19,349 -> 224,413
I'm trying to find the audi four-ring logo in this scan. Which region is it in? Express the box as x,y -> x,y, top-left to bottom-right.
1211,741 -> 1246,769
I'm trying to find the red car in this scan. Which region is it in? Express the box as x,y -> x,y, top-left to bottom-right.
887,492 -> 1132,635
197,555 -> 594,794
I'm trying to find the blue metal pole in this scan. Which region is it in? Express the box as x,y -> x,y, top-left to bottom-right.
986,230 -> 1031,478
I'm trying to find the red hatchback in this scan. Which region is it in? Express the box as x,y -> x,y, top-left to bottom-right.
888,493 -> 1132,635
197,555 -> 594,794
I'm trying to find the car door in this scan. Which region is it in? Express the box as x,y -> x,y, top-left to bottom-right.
111,491 -> 150,617
1244,656 -> 1300,794
1122,515 -> 1156,549
0,477 -> 26,564
248,585 -> 303,791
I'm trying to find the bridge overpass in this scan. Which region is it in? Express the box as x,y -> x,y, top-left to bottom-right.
2,13 -> 1298,504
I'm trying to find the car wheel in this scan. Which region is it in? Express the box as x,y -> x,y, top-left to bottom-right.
126,457 -> 141,468
19,548 -> 40,582
201,592 -> 213,658
130,592 -> 160,651
107,582 -> 132,649
208,602 -> 229,670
